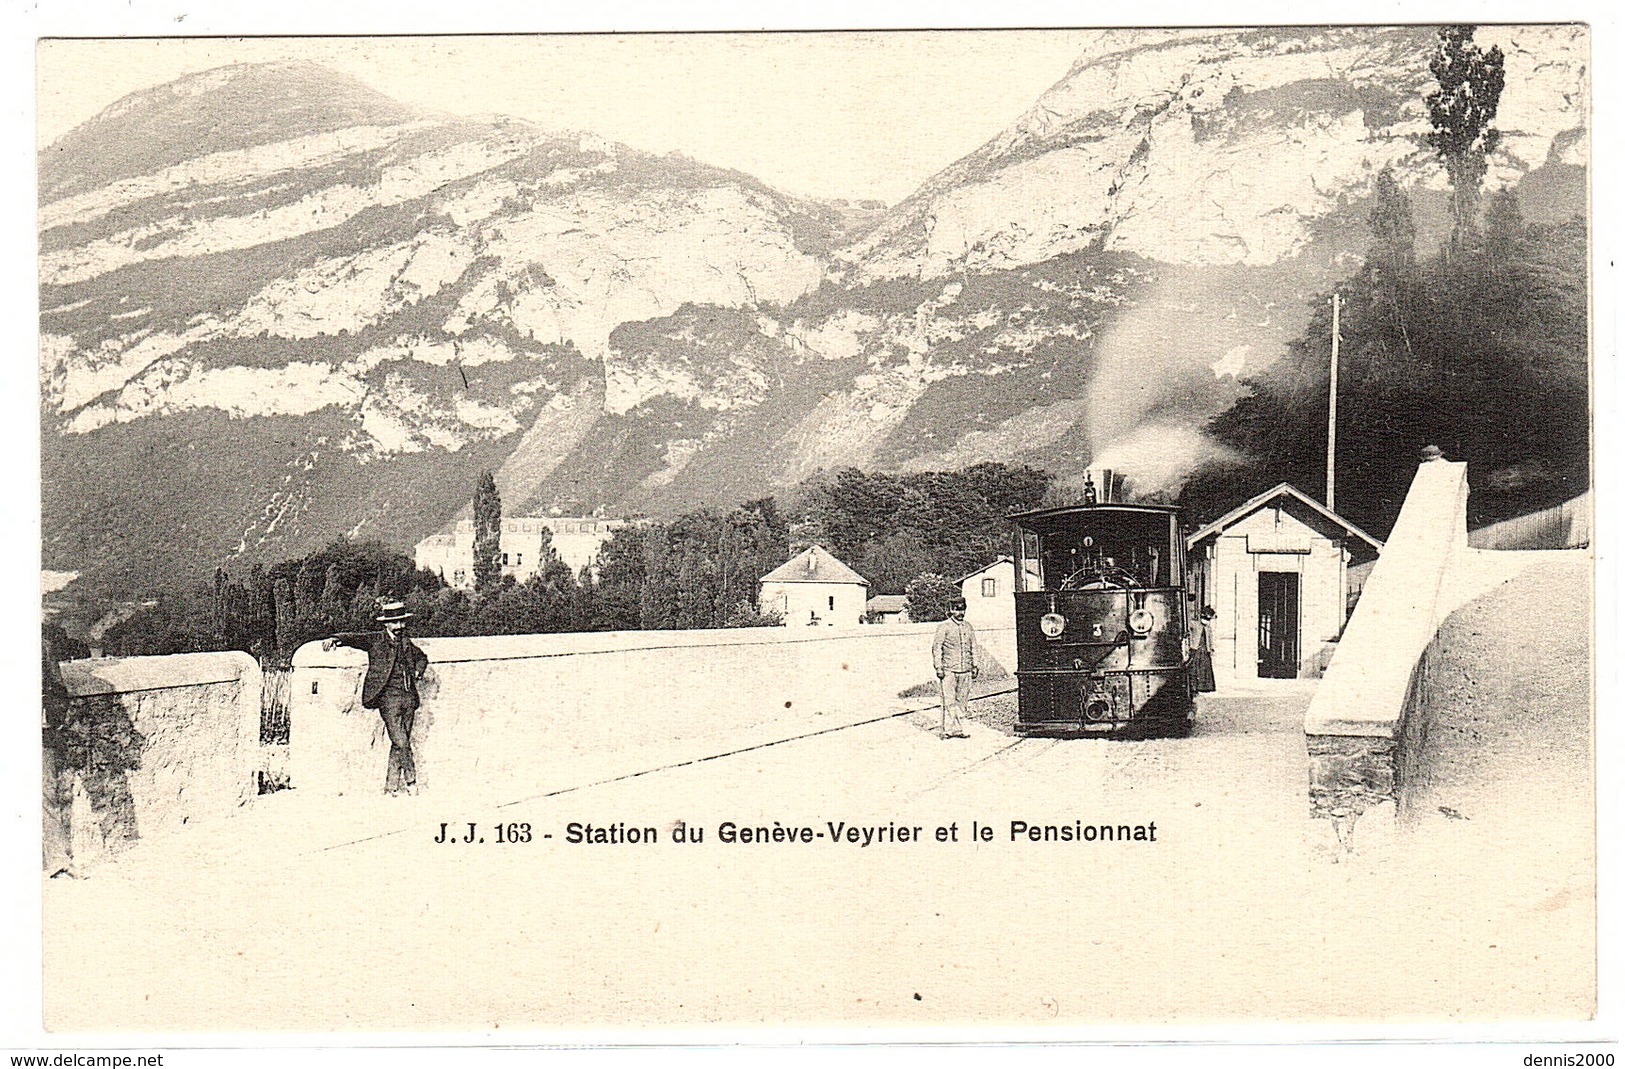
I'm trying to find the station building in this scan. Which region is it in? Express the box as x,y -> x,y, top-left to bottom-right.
1186,483 -> 1382,684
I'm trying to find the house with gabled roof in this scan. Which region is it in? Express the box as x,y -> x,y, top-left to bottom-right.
1187,483 -> 1383,684
864,594 -> 910,624
758,545 -> 870,628
958,556 -> 1015,633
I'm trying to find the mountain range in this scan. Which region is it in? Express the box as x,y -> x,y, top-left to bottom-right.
38,27 -> 1589,598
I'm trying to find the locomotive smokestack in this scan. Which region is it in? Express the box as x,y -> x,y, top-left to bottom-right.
1086,468 -> 1121,503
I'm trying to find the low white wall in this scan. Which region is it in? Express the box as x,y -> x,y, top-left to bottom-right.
1305,460 -> 1469,739
56,652 -> 262,865
289,623 -> 1014,802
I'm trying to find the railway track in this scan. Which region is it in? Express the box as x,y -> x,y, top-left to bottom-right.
319,687 -> 1021,852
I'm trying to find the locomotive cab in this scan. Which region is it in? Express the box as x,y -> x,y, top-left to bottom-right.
1009,504 -> 1194,737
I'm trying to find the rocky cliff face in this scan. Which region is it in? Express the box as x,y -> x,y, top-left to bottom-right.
845,26 -> 1586,278
39,30 -> 1588,597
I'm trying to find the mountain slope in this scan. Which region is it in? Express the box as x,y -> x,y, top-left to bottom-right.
39,60 -> 422,200
844,26 -> 1586,279
39,30 -> 1588,599
39,62 -> 837,594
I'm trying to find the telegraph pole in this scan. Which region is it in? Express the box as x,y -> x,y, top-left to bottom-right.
1327,292 -> 1341,513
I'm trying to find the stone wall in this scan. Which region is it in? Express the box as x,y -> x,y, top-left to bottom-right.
54,652 -> 262,868
289,622 -> 1015,802
1302,459 -> 1469,832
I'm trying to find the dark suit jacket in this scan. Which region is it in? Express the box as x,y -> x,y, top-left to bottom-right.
332,631 -> 430,710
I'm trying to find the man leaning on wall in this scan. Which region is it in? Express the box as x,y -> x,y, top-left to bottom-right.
324,600 -> 430,796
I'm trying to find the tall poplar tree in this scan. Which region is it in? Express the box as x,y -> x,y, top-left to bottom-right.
472,471 -> 503,594
1425,25 -> 1506,256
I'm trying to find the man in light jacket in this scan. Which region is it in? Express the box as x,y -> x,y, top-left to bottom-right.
325,601 -> 430,795
931,595 -> 977,739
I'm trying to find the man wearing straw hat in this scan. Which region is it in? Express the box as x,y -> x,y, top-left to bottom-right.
324,600 -> 430,796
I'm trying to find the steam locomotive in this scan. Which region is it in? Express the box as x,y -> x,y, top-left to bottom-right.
1008,502 -> 1195,737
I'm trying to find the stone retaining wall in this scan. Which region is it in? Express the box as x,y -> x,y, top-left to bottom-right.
1468,490 -> 1590,550
55,652 -> 262,868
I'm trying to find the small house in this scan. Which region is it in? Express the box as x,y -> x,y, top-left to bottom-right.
864,594 -> 910,624
1187,484 -> 1382,683
958,556 -> 1015,633
758,546 -> 870,628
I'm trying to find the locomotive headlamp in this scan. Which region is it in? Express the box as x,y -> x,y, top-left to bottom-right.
1039,612 -> 1066,638
1128,608 -> 1155,636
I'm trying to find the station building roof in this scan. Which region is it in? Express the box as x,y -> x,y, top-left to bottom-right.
958,556 -> 1012,584
1186,482 -> 1383,559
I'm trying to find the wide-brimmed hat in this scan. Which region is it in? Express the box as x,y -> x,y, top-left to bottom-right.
376,600 -> 414,623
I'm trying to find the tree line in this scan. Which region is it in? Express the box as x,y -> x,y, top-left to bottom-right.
1182,26 -> 1586,536
100,460 -> 1054,658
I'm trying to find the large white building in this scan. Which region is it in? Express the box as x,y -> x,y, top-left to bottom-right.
758,546 -> 869,628
416,516 -> 627,589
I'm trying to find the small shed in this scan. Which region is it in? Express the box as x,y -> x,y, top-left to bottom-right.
758,545 -> 870,628
1187,484 -> 1382,683
958,556 -> 1015,633
865,594 -> 910,624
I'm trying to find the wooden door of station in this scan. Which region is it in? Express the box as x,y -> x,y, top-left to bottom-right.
1257,571 -> 1299,679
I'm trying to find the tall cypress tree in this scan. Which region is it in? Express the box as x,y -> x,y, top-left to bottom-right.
1366,166 -> 1418,355
473,471 -> 503,594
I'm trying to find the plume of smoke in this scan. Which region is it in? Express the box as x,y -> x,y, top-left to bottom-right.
1080,265 -> 1281,495
1089,423 -> 1245,500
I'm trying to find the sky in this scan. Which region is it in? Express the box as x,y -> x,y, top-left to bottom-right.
36,31 -> 1108,204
